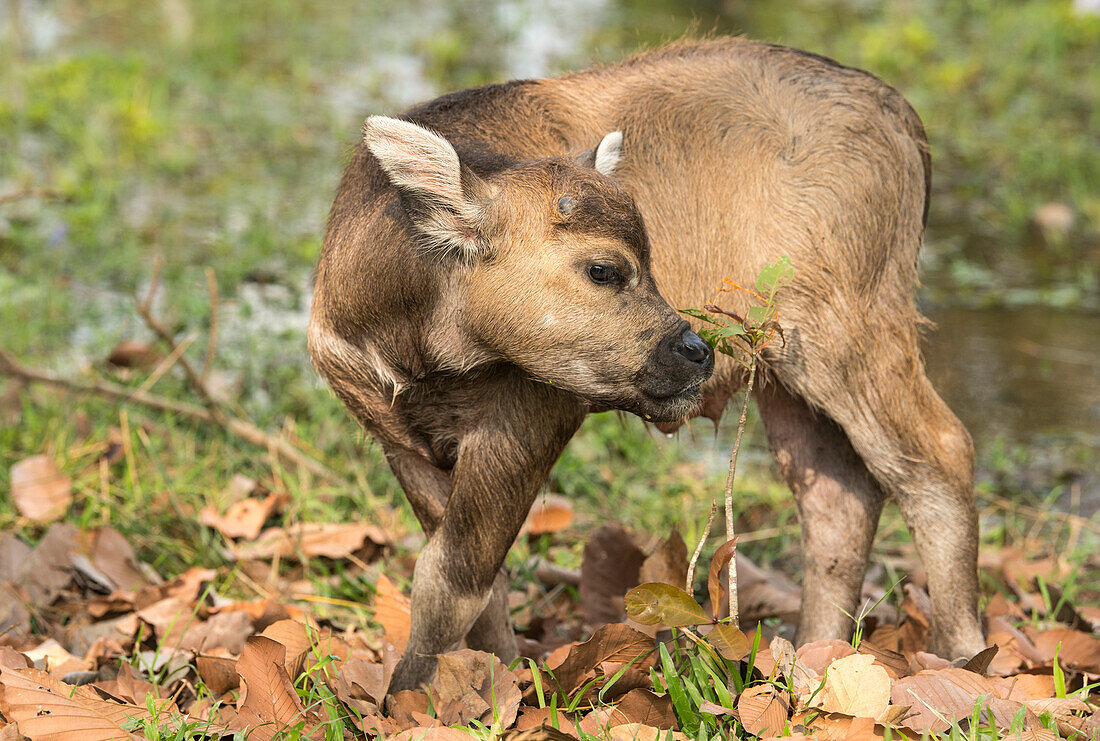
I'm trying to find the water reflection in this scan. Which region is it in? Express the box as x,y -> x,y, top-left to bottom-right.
923,307 -> 1100,447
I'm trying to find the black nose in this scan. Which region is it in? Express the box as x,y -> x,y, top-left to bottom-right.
673,329 -> 710,365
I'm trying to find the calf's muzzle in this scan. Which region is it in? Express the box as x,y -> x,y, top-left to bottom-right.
636,321 -> 714,403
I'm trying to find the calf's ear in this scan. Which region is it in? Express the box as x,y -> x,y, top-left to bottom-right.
364,116 -> 489,260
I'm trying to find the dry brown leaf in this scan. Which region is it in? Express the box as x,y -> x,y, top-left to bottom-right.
707,538 -> 737,620
960,645 -> 999,675
80,526 -> 156,592
134,596 -> 200,646
0,647 -> 31,671
10,455 -> 72,523
698,699 -> 737,717
1032,628 -> 1100,672
578,706 -> 630,737
639,528 -> 688,591
523,494 -> 575,535
985,593 -> 1027,621
857,641 -> 909,680
607,723 -> 687,741
139,566 -> 218,607
430,649 -> 521,728
514,707 -> 580,735
0,584 -> 30,643
175,610 -> 253,655
897,584 -> 932,654
794,711 -> 913,740
386,688 -> 431,728
1025,697 -> 1093,719
539,623 -> 654,698
97,664 -> 177,714
864,624 -> 900,652
334,657 -> 386,712
907,651 -> 951,674
375,573 -> 411,653
770,635 -> 796,681
580,525 -> 645,627
106,339 -> 161,368
891,667 -> 1023,734
820,653 -> 891,720
616,687 -> 677,729
200,495 -> 281,541
230,521 -> 387,561
237,635 -> 322,741
196,653 -> 239,695
794,640 -> 856,676
22,638 -> 92,678
737,684 -> 790,738
0,664 -> 152,740
260,618 -> 312,676
0,533 -> 31,583
209,597 -> 305,626
1079,606 -> 1100,632
390,729 -> 477,741
990,673 -> 1056,701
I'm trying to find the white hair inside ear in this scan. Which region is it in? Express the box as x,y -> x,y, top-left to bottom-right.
594,131 -> 623,177
362,115 -> 485,259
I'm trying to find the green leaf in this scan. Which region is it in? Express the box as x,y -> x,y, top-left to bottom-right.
697,327 -> 721,349
712,323 -> 747,340
1054,642 -> 1066,699
625,583 -> 712,626
678,308 -> 718,324
746,304 -> 772,327
660,642 -> 696,734
706,624 -> 750,661
697,654 -> 734,708
755,256 -> 793,295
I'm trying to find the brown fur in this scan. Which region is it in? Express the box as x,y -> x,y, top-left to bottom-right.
310,37 -> 984,692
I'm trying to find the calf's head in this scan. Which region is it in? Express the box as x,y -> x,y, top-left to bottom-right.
365,116 -> 712,422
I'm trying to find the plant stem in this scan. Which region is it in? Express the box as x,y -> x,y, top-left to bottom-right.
686,499 -> 717,594
723,352 -> 757,627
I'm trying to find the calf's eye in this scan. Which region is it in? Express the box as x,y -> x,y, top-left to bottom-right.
557,196 -> 576,215
587,263 -> 620,285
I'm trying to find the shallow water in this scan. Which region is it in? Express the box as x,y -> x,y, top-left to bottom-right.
924,307 -> 1099,514
923,307 -> 1100,452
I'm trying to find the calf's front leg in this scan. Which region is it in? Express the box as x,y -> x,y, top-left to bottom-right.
388,383 -> 584,692
384,446 -> 519,663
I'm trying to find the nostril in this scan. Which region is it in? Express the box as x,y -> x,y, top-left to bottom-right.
675,330 -> 710,365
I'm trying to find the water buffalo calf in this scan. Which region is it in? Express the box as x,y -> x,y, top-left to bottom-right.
309,37 -> 985,692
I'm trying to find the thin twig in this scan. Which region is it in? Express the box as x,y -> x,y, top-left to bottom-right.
686,499 -> 717,593
703,304 -> 746,325
141,255 -> 163,313
202,267 -> 219,383
0,347 -> 346,486
133,330 -> 198,397
723,353 -> 758,628
981,491 -> 1100,537
134,282 -> 231,429
0,188 -> 59,206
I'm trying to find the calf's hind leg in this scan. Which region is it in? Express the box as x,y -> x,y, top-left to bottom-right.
756,382 -> 886,644
783,331 -> 985,659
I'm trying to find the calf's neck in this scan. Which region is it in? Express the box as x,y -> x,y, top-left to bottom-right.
309,37 -> 985,692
